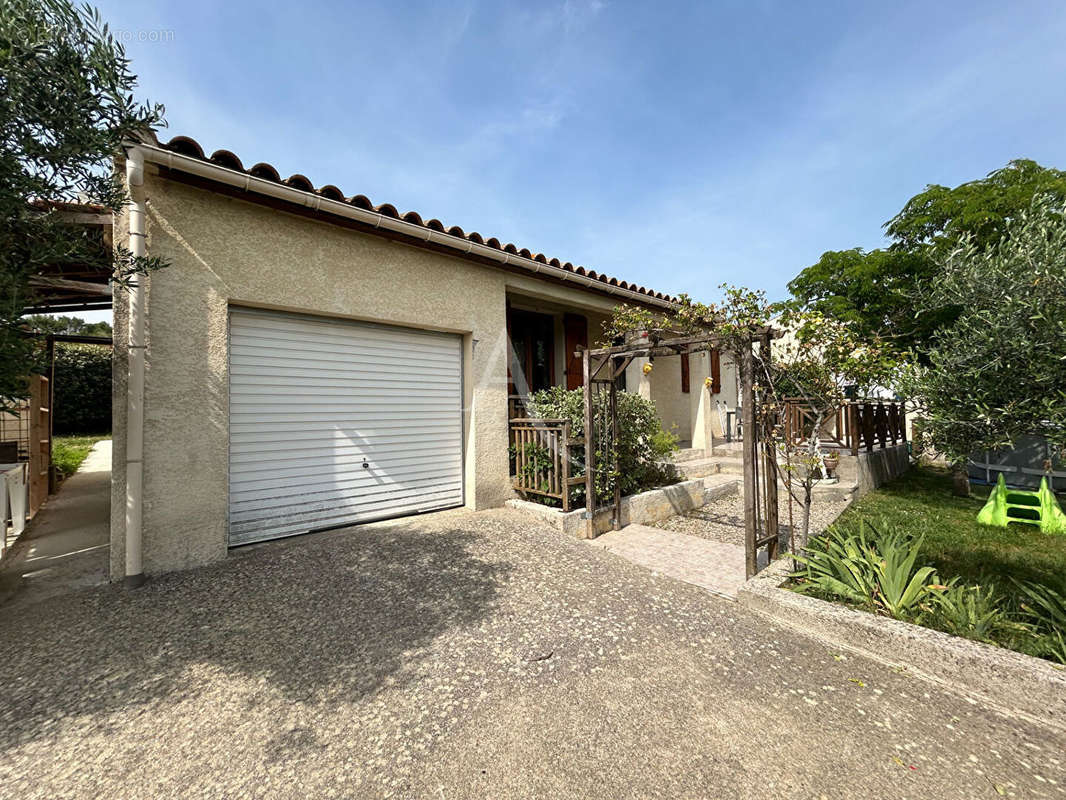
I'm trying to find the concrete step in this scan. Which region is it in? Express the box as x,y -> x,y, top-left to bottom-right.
712,457 -> 745,475
675,457 -> 723,479
778,480 -> 858,503
672,447 -> 708,463
702,474 -> 740,504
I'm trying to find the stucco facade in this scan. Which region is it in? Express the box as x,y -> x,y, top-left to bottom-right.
111,162 -> 736,578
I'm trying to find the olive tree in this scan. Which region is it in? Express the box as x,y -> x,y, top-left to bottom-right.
900,197 -> 1066,495
1,0 -> 165,410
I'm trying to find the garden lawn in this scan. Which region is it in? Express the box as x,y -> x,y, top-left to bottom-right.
51,435 -> 109,478
834,465 -> 1066,596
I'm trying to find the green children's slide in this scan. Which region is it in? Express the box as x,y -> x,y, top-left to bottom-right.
977,474 -> 1066,534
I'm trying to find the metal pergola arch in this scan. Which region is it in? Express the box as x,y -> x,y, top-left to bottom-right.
578,326 -> 781,577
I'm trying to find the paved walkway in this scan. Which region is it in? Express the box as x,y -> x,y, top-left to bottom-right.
1,506 -> 1062,799
589,523 -> 748,598
0,440 -> 110,607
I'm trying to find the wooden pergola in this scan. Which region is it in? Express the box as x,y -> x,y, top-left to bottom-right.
579,326 -> 781,577
22,203 -> 114,314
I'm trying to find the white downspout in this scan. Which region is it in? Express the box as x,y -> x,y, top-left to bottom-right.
124,147 -> 146,587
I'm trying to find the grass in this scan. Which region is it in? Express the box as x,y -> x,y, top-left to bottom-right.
52,435 -> 109,478
834,465 -> 1066,596
801,465 -> 1066,663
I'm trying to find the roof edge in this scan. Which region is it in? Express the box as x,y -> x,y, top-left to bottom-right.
123,137 -> 679,311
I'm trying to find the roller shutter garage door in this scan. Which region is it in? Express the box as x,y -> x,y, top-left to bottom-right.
228,307 -> 464,546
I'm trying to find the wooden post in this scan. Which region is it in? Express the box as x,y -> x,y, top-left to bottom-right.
741,341 -> 757,578
582,347 -> 595,539
760,335 -> 779,562
47,335 -> 56,494
610,371 -> 621,530
863,403 -> 875,453
561,421 -> 571,512
848,402 -> 859,456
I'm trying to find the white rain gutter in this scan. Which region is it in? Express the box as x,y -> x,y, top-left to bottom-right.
124,147 -> 147,587
125,142 -> 678,311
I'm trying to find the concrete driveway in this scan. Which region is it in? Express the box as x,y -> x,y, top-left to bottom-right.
0,508 -> 1062,799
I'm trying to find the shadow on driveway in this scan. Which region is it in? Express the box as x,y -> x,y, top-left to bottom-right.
0,521 -> 509,750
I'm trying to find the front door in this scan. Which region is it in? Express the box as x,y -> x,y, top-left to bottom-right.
508,309 -> 555,397
564,313 -> 587,390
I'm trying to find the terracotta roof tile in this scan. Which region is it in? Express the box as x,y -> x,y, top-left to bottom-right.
156,134 -> 679,304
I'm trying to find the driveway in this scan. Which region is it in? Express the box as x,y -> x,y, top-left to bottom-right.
0,508 -> 1062,799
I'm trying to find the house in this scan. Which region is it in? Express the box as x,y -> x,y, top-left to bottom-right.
108,133 -> 738,581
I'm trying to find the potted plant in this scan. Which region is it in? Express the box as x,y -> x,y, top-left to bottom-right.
822,450 -> 840,478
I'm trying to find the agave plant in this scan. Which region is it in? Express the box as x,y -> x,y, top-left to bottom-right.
793,520 -> 944,620
866,527 -> 941,619
791,524 -> 880,608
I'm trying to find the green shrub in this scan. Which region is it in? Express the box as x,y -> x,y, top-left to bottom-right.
525,386 -> 679,505
53,342 -> 111,435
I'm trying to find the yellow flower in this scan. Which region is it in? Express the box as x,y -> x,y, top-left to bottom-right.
642,363 -> 653,375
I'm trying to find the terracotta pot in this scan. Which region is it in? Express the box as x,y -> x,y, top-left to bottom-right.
822,452 -> 840,477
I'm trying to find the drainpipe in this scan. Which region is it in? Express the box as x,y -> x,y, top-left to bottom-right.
124,147 -> 147,587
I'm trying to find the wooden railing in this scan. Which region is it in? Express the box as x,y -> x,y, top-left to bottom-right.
508,394 -> 529,420
781,398 -> 906,455
509,418 -> 584,511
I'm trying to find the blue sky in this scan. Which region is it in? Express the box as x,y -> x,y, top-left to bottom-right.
94,0 -> 1066,304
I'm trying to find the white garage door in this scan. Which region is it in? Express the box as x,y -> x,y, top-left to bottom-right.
228,307 -> 464,546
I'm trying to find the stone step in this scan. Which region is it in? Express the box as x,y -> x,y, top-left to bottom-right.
672,447 -> 708,463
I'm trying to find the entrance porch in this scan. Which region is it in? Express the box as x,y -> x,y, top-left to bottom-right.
504,293 -> 739,452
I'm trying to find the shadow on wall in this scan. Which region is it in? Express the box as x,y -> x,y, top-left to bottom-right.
0,523 -> 508,750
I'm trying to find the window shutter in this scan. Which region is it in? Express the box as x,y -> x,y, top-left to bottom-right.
680,352 -> 690,393
710,349 -> 721,394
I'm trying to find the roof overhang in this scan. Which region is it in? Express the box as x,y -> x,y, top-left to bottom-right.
125,138 -> 680,312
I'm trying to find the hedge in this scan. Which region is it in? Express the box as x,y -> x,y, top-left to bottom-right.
52,343 -> 111,435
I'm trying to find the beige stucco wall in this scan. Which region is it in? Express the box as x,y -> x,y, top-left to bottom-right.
110,165 -> 669,578
621,348 -> 739,448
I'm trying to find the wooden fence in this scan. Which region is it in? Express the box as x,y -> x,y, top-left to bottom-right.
509,418 -> 584,511
781,398 -> 906,455
0,374 -> 50,543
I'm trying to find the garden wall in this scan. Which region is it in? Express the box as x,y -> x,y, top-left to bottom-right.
855,442 -> 910,496
507,478 -> 738,538
739,559 -> 1066,732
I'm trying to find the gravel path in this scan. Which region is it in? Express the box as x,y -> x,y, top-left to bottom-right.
0,507 -> 1062,799
654,488 -> 851,550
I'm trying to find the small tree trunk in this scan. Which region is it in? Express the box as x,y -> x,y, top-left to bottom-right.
799,412 -> 824,554
800,485 -> 813,553
952,464 -> 971,497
